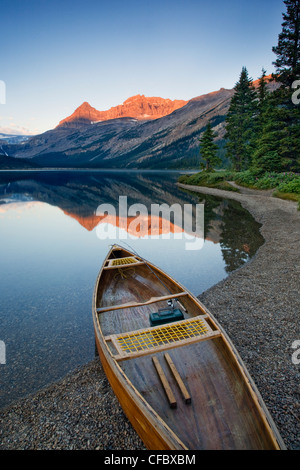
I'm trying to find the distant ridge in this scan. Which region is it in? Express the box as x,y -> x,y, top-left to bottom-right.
57,95 -> 188,128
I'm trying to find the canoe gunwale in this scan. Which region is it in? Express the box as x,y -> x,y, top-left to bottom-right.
92,245 -> 286,450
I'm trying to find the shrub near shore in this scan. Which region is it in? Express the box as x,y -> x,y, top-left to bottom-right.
178,170 -> 300,209
178,171 -> 239,191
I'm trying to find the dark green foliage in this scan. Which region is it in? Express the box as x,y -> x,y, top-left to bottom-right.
168,154 -> 200,169
255,69 -> 270,136
234,169 -> 300,190
179,2 -> 300,210
252,86 -> 300,172
199,122 -> 221,170
225,67 -> 257,171
257,0 -> 300,173
0,155 -> 39,169
224,1 -> 300,175
177,170 -> 240,192
219,200 -> 265,273
272,0 -> 300,87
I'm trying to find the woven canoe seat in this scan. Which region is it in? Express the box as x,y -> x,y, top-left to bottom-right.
105,315 -> 221,361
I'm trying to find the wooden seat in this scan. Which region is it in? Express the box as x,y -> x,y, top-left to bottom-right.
105,315 -> 220,361
103,256 -> 145,270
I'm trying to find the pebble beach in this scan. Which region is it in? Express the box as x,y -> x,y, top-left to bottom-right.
0,183 -> 299,450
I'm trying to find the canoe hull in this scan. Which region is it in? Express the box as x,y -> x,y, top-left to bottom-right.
93,245 -> 285,450
94,325 -> 186,449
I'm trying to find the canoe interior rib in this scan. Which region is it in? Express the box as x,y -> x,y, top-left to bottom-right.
93,246 -> 285,450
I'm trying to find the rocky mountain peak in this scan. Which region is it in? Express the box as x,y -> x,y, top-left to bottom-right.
57,94 -> 188,128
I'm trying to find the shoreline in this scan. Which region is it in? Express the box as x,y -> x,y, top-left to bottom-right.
0,168 -> 196,173
0,183 -> 299,450
180,183 -> 300,450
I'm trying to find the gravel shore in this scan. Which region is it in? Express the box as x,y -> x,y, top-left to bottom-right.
0,183 -> 299,450
181,182 -> 300,450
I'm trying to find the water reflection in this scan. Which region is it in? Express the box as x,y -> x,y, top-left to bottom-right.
0,171 -> 263,266
190,192 -> 264,272
0,170 -> 264,408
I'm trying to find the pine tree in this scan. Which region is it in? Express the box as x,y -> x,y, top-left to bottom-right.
253,86 -> 300,172
199,122 -> 220,171
253,0 -> 300,173
253,68 -> 270,147
273,0 -> 300,87
252,91 -> 285,172
257,68 -> 270,118
225,67 -> 257,171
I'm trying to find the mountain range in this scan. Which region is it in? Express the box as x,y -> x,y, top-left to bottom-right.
0,77 -> 275,169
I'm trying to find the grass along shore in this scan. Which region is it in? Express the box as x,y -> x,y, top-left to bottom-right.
178,170 -> 300,209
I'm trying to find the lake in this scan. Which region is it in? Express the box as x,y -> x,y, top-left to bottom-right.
0,170 -> 264,409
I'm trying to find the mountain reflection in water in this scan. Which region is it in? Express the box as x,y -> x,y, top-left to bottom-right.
0,170 -> 263,269
0,170 -> 264,408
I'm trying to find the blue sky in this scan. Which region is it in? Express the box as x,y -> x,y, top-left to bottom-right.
0,0 -> 284,135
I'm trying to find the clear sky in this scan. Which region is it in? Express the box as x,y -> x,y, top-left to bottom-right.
0,0 -> 285,135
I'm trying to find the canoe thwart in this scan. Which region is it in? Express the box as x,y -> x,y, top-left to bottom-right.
164,353 -> 191,404
152,356 -> 177,409
105,315 -> 221,361
97,291 -> 188,314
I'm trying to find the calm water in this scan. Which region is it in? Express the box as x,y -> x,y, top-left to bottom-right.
0,170 -> 264,409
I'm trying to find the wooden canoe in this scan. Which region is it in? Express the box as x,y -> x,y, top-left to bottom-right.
92,244 -> 286,450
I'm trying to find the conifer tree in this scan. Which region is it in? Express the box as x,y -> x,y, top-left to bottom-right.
253,68 -> 270,147
252,90 -> 285,172
273,0 -> 300,87
199,122 -> 220,171
253,0 -> 300,172
257,68 -> 270,117
253,87 -> 300,172
225,67 -> 257,171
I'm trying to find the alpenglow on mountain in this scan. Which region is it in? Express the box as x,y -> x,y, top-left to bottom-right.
57,95 -> 189,127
